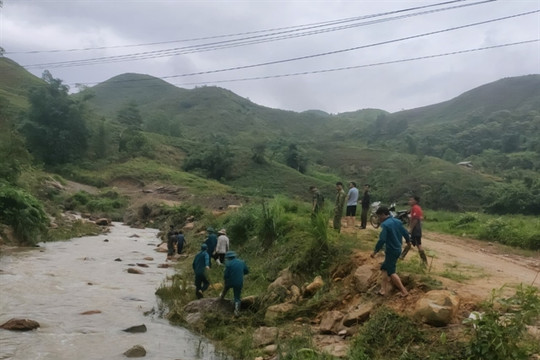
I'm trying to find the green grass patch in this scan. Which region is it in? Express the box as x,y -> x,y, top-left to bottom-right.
425,210 -> 540,250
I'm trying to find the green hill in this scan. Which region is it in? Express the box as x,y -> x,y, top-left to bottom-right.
0,57 -> 44,110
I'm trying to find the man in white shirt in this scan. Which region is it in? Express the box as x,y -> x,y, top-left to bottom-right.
346,182 -> 359,227
216,228 -> 230,265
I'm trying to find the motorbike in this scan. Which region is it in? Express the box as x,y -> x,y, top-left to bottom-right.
389,202 -> 410,226
369,201 -> 410,229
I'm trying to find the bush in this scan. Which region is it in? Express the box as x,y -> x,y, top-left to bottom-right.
0,183 -> 49,245
349,307 -> 425,359
222,206 -> 258,246
464,285 -> 540,360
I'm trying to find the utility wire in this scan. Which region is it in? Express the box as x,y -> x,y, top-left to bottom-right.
171,40 -> 539,86
75,10 -> 540,86
9,0 -> 471,55
23,0 -> 494,68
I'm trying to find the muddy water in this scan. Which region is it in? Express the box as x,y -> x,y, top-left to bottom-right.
0,223 -> 224,360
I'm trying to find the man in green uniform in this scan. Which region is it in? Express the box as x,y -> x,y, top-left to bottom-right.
220,251 -> 249,317
333,182 -> 346,232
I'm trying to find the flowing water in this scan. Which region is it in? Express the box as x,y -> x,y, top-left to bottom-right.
0,223 -> 224,360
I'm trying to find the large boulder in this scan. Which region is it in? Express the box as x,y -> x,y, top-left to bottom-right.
265,303 -> 296,323
342,302 -> 375,327
0,318 -> 40,331
267,268 -> 295,292
253,326 -> 279,347
352,264 -> 378,293
319,310 -> 344,334
414,290 -> 460,327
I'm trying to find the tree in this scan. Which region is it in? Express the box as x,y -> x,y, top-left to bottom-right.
116,101 -> 143,128
251,142 -> 267,164
0,97 -> 31,182
285,143 -> 307,173
183,143 -> 234,180
21,71 -> 89,166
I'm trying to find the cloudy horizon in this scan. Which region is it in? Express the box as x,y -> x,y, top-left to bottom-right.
1,0 -> 539,114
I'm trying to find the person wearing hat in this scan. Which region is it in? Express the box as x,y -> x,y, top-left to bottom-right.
204,227 -> 218,267
220,251 -> 249,317
215,228 -> 230,265
192,243 -> 210,299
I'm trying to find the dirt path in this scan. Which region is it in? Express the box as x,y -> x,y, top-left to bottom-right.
420,231 -> 540,301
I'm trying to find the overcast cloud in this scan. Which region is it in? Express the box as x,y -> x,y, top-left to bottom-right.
1,0 -> 539,113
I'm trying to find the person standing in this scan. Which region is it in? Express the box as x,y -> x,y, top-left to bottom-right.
400,196 -> 428,266
176,230 -> 186,255
192,243 -> 210,299
309,185 -> 324,218
333,182 -> 346,232
166,225 -> 176,260
204,227 -> 218,267
220,251 -> 249,317
215,228 -> 230,265
346,182 -> 359,227
360,184 -> 371,229
370,206 -> 409,297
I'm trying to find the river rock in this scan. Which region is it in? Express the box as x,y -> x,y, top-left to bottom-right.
414,290 -> 460,327
303,275 -> 324,297
136,263 -> 149,268
80,310 -> 102,315
123,324 -> 147,333
253,326 -> 279,347
319,310 -> 344,334
95,218 -> 110,226
123,344 -> 146,357
127,268 -> 144,274
157,263 -> 169,268
114,258 -> 122,261
0,318 -> 40,331
143,257 -> 154,261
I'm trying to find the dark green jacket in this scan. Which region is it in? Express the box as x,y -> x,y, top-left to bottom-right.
224,258 -> 249,287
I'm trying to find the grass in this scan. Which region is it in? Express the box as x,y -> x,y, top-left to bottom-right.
424,210 -> 540,250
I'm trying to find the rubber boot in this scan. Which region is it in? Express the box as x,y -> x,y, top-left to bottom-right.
419,250 -> 428,266
400,243 -> 411,260
234,302 -> 240,317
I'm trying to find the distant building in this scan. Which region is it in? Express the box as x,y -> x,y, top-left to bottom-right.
457,161 -> 473,168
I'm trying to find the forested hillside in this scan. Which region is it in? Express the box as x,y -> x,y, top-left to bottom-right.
1,56 -> 539,246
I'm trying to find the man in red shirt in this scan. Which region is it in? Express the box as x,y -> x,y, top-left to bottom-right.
400,196 -> 428,266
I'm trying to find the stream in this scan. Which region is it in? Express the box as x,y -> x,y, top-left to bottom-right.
0,223 -> 224,360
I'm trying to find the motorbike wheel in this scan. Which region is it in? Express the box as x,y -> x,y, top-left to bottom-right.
370,214 -> 380,228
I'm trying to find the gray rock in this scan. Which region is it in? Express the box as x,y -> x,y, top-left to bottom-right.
123,344 -> 146,357
319,311 -> 344,334
0,318 -> 40,331
253,326 -> 279,347
342,302 -> 374,326
122,324 -> 147,333
414,290 -> 460,327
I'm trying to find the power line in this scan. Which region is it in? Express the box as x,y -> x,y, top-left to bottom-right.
23,0 -> 495,69
170,40 -> 539,86
8,0 -> 471,55
76,10 -> 540,86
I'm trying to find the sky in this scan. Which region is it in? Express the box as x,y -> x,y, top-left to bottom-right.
1,0 -> 539,114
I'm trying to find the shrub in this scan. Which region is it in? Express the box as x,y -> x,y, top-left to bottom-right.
0,183 -> 49,245
464,285 -> 540,360
349,307 -> 425,359
222,206 -> 258,246
258,199 -> 290,250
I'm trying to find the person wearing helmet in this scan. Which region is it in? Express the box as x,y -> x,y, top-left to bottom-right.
220,251 -> 249,316
192,243 -> 210,299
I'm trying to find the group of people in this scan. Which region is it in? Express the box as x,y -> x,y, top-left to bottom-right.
371,195 -> 426,297
192,227 -> 249,317
309,182 -> 371,232
310,183 -> 427,297
166,225 -> 187,260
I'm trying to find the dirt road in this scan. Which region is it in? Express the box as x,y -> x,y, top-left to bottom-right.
410,230 -> 540,301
